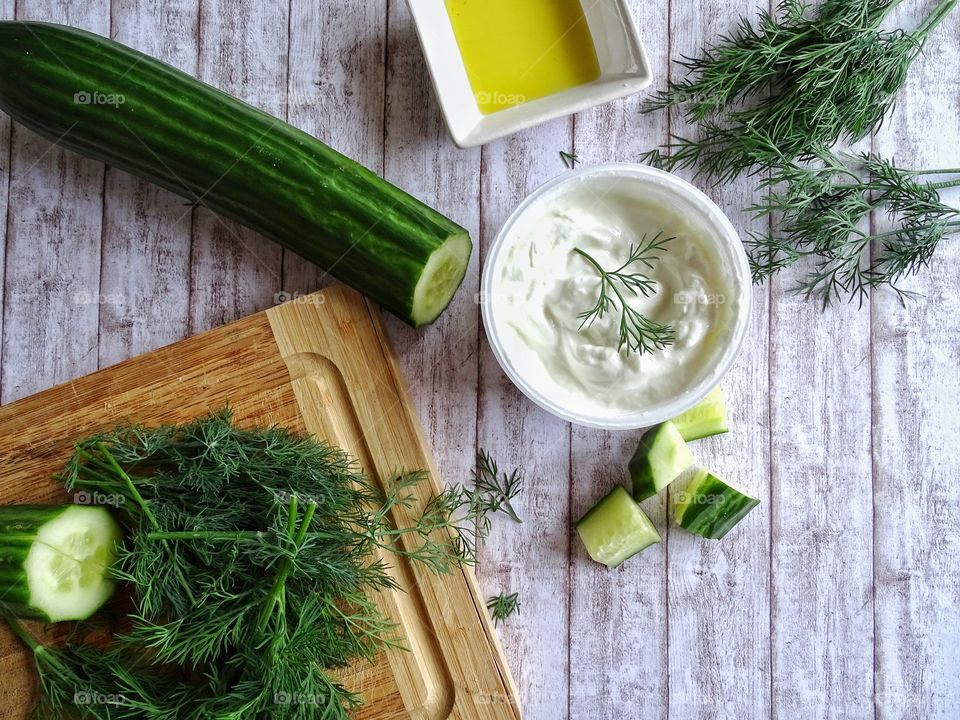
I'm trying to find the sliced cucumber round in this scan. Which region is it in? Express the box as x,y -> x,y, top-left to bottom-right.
411,232 -> 473,326
0,505 -> 122,622
629,421 -> 695,501
671,387 -> 729,441
672,469 -> 759,539
576,485 -> 661,568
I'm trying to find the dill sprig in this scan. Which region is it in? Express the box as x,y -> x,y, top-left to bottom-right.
641,0 -> 958,182
416,449 -> 523,565
746,147 -> 960,304
486,592 -> 521,627
560,150 -> 580,169
574,232 -> 676,355
472,449 -> 522,524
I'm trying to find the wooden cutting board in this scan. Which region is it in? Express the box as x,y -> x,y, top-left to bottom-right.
0,286 -> 521,720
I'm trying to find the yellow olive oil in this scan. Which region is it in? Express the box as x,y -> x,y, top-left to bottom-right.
445,0 -> 601,115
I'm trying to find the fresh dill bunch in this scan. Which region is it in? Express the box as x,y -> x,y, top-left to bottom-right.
641,0 -> 958,181
574,232 -> 676,355
47,409 -> 472,719
746,147 -> 960,304
486,592 -> 521,627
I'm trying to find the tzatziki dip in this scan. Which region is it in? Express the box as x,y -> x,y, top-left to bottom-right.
487,171 -> 745,420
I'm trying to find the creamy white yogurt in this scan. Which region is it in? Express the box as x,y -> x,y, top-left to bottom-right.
489,174 -> 742,418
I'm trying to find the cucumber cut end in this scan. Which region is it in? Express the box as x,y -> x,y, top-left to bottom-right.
671,387 -> 729,441
24,506 -> 122,622
577,485 -> 661,568
410,231 -> 472,327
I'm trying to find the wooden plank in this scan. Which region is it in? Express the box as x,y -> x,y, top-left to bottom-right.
567,1 -> 671,717
188,0 -> 285,333
281,0 -> 387,298
666,2 -> 772,718
765,67 -> 874,720
872,7 -> 960,719
0,1 -> 109,403
478,119 -> 573,719
98,0 -> 198,366
382,0 -> 483,584
0,0 -> 10,375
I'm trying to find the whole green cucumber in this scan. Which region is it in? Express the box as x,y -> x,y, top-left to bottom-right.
0,22 -> 472,327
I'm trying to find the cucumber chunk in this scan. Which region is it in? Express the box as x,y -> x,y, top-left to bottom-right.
629,421 -> 695,501
671,387 -> 729,441
0,505 -> 122,621
673,469 -> 759,539
576,485 -> 660,568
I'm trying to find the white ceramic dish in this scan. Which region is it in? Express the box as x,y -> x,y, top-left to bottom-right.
405,0 -> 652,148
481,163 -> 752,430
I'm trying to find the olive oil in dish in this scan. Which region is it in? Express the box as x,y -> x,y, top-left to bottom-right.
445,0 -> 602,114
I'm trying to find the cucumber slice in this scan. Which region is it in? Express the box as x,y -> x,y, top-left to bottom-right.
576,485 -> 660,568
629,421 -> 695,501
0,506 -> 122,622
673,469 -> 759,539
671,387 -> 729,441
411,232 -> 473,326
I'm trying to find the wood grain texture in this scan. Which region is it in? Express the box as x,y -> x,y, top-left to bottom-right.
1,1 -> 109,403
765,11 -> 873,717
478,119 -> 572,720
765,91 -> 875,720
382,0 -> 483,636
0,1 -> 958,718
0,287 -> 520,719
567,2 -> 670,718
188,0 -> 286,333
98,0 -> 198,366
872,5 -> 960,719
281,0 -> 387,297
666,2 -> 772,718
0,0 -> 9,376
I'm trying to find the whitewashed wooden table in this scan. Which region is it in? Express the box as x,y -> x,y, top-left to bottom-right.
0,2 -> 958,719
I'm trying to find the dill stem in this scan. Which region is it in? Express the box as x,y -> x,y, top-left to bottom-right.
74,464 -> 127,490
572,247 -> 606,276
915,0 -> 958,39
147,530 -> 263,541
857,221 -> 960,244
255,498 -> 317,636
926,178 -> 960,191
5,617 -> 40,652
903,167 -> 960,177
4,618 -> 75,684
93,442 -> 197,605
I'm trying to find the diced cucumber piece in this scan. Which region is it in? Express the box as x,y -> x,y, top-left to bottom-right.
576,485 -> 660,568
0,505 -> 122,622
629,421 -> 695,501
673,469 -> 759,539
671,387 -> 729,441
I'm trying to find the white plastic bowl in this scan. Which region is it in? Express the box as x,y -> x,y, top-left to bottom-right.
405,0 -> 651,148
481,163 -> 752,430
